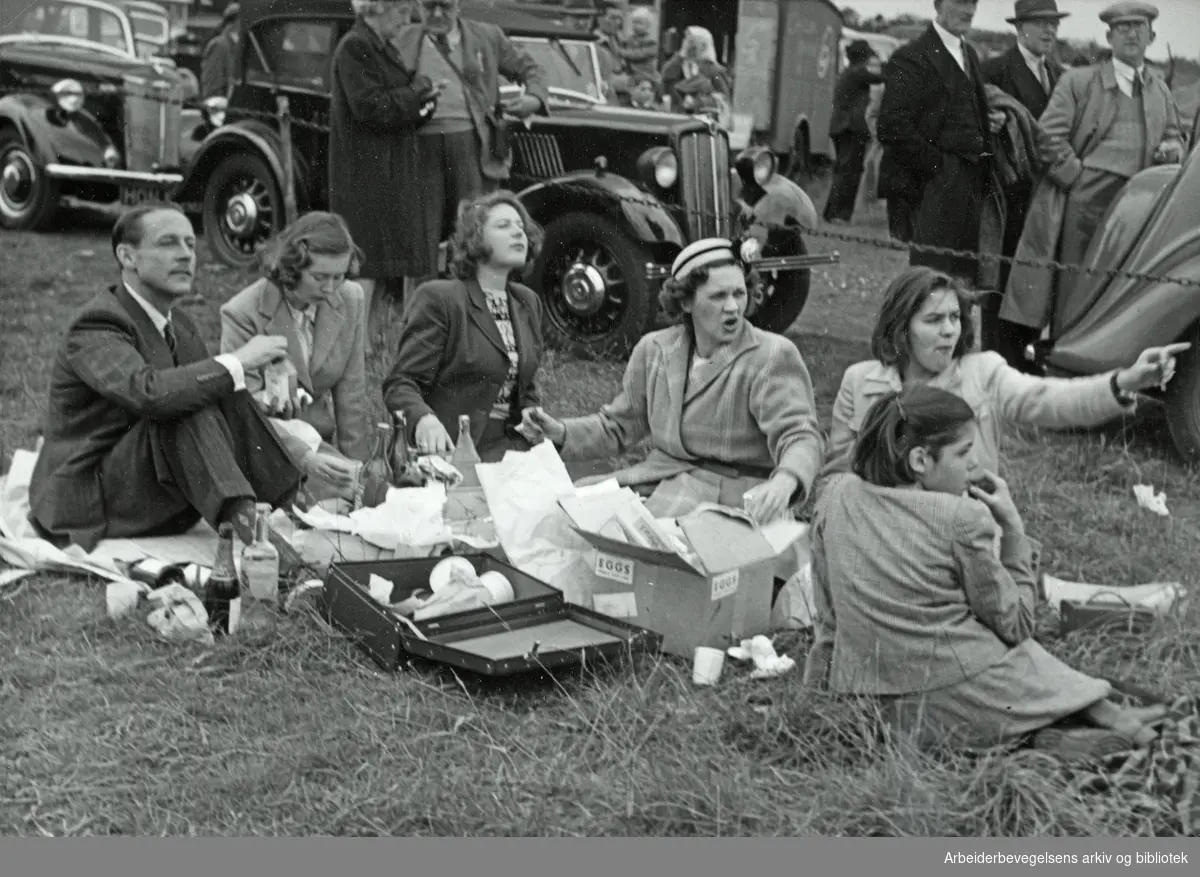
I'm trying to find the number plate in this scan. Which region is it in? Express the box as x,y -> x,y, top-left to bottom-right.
711,569 -> 739,601
120,184 -> 165,206
594,552 -> 635,585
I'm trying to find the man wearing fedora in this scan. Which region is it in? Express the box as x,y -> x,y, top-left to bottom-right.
823,39 -> 886,225
981,0 -> 1069,370
1002,2 -> 1185,343
201,3 -> 242,101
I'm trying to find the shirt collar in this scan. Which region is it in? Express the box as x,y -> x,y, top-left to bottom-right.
123,282 -> 169,334
1016,41 -> 1044,70
932,20 -> 963,55
1111,56 -> 1145,86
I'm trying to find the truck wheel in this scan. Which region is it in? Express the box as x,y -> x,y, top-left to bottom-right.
203,152 -> 281,269
530,212 -> 655,359
0,129 -> 60,231
1165,331 -> 1200,464
747,232 -> 812,334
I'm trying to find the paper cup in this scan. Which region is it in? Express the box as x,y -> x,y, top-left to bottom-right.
692,646 -> 725,686
106,580 -> 144,619
478,571 -> 515,605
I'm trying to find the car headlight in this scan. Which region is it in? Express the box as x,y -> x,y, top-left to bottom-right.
103,145 -> 120,168
734,146 -> 776,190
637,147 -> 678,190
203,96 -> 228,128
52,79 -> 85,114
752,149 -> 776,185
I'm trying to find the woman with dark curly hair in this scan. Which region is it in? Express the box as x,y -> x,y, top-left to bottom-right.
527,238 -> 824,526
220,211 -> 369,500
382,190 -> 545,463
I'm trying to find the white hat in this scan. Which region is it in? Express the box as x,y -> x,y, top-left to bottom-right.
671,238 -> 737,282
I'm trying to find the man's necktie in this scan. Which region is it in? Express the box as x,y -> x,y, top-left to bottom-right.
1133,72 -> 1144,98
163,321 -> 178,362
1037,59 -> 1050,94
431,31 -> 453,61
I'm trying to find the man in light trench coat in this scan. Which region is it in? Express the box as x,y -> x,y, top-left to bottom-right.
1001,1 -> 1185,345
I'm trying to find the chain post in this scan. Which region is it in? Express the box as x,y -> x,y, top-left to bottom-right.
276,93 -> 298,227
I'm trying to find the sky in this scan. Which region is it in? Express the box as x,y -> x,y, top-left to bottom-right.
846,0 -> 1200,61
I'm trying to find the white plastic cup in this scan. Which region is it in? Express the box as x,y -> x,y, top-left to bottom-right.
692,646 -> 725,686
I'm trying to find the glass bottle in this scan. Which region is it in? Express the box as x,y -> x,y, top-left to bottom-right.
450,414 -> 482,487
205,522 -> 242,638
360,422 -> 395,508
240,503 -> 281,605
122,557 -> 187,591
390,411 -> 424,488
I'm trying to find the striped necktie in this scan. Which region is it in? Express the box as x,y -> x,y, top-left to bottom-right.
163,320 -> 178,361
1037,59 -> 1050,94
1133,72 -> 1144,98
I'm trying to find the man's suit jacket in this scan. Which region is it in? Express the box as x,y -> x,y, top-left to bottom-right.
392,19 -> 550,182
830,63 -> 886,138
382,278 -> 543,448
29,285 -> 237,550
982,44 -> 1062,124
219,278 -> 370,462
877,24 -> 993,203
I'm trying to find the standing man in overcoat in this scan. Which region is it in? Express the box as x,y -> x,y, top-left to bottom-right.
823,39 -> 885,225
877,0 -> 1006,285
1002,2 -> 1185,341
982,0 -> 1069,370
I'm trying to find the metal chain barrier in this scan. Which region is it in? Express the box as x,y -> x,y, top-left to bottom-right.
6,83 -> 1200,290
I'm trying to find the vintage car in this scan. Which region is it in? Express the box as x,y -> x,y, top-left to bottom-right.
174,0 -> 832,356
1034,139 -> 1200,463
0,0 -> 203,229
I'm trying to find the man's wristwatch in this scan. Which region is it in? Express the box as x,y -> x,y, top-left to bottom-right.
1111,371 -> 1137,405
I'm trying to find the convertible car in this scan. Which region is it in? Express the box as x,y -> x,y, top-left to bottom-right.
1036,116 -> 1200,464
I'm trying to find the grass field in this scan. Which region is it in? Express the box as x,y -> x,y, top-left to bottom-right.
1,199 -> 1198,837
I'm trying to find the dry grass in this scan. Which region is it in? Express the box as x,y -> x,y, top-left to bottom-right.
1,200 -> 1198,836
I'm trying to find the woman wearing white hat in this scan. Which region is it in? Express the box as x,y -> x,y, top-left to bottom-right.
525,238 -> 825,526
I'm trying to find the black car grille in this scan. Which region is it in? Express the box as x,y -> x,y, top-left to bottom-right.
678,127 -> 732,241
512,131 -> 565,179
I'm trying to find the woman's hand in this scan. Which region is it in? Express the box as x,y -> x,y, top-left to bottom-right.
523,407 -> 566,447
967,471 -> 1022,531
1116,342 -> 1191,393
414,413 -> 455,457
742,471 -> 799,525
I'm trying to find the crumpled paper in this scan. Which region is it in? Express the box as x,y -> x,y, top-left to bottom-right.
1133,483 -> 1170,516
293,483 -> 453,550
476,442 -> 597,606
726,635 -> 796,679
107,579 -> 215,646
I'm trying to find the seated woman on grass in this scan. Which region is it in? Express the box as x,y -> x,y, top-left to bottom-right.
526,237 -> 825,527
804,385 -> 1166,756
821,266 -> 1190,478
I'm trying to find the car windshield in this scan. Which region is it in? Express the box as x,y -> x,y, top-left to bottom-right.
129,13 -> 166,43
504,36 -> 601,102
1,0 -> 131,53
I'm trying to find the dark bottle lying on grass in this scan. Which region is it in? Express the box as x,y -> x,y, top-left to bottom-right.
122,557 -> 188,591
205,523 -> 242,638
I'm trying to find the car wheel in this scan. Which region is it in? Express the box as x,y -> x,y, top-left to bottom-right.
746,230 -> 812,335
530,212 -> 655,360
203,152 -> 282,268
0,129 -> 60,231
1165,332 -> 1200,464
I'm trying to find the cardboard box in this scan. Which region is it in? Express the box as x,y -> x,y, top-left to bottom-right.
558,493 -> 806,657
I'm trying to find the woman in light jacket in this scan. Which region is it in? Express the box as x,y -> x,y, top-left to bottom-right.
220,212 -> 369,501
527,238 -> 825,527
382,190 -> 545,463
821,266 -> 1190,479
806,386 -> 1166,756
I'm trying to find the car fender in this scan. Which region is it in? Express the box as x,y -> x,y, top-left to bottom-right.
0,94 -> 116,169
519,171 -> 686,253
174,120 -> 307,208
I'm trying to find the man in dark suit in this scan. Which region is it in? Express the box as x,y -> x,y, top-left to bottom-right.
823,39 -> 886,225
982,0 -> 1069,370
29,204 -> 305,561
877,0 -> 1005,284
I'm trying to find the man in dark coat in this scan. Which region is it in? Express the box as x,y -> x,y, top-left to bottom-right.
982,0 -> 1068,370
877,0 -> 1006,284
824,39 -> 886,224
330,0 -> 435,337
200,3 -> 241,100
28,204 -> 306,565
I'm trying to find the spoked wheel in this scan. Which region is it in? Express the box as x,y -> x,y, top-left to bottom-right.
0,129 -> 59,230
746,228 -> 812,335
531,212 -> 654,359
203,152 -> 281,268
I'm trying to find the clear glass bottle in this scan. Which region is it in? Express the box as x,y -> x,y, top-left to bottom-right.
240,503 -> 281,605
205,522 -> 242,638
451,414 -> 482,487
